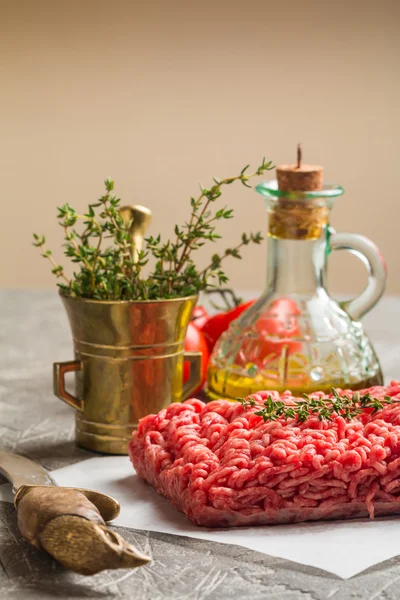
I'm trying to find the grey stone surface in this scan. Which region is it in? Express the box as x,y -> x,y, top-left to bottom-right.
1,290 -> 400,600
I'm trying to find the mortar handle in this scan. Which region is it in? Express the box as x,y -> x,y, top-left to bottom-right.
53,360 -> 83,412
182,351 -> 202,399
119,204 -> 152,260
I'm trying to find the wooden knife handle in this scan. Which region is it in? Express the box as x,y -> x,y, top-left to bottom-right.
15,485 -> 150,575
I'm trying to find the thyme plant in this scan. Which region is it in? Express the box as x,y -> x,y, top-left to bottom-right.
33,158 -> 273,300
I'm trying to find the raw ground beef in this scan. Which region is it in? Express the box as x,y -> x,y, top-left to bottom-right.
128,382 -> 400,527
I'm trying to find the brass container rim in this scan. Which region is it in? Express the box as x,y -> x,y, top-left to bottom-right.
59,292 -> 199,306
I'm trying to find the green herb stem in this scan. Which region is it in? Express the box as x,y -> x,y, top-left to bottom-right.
32,235 -> 70,286
174,161 -> 273,275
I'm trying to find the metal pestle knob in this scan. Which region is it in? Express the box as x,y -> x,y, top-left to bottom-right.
119,205 -> 152,260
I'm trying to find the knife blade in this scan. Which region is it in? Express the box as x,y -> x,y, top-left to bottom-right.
0,451 -> 150,575
0,451 -> 56,490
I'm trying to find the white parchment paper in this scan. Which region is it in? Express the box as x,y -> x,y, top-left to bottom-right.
2,455 -> 400,579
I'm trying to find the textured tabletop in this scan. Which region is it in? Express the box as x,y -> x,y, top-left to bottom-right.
1,290 -> 400,600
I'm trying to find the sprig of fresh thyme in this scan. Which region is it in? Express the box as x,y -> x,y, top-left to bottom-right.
33,158 -> 274,300
32,235 -> 69,285
237,389 -> 398,423
34,179 -> 150,300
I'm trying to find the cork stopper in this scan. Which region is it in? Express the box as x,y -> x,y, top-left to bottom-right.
269,145 -> 329,240
276,144 -> 323,192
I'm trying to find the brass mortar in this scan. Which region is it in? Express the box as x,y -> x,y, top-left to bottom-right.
53,294 -> 201,454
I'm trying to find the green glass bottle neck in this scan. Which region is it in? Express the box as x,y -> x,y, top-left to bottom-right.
266,229 -> 327,296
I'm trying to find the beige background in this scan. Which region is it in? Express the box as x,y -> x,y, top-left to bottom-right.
1,0 -> 399,296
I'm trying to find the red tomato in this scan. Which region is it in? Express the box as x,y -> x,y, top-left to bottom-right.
201,300 -> 255,352
253,297 -> 302,357
190,306 -> 209,330
184,322 -> 210,394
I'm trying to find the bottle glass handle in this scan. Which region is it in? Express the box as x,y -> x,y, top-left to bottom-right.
328,228 -> 387,320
